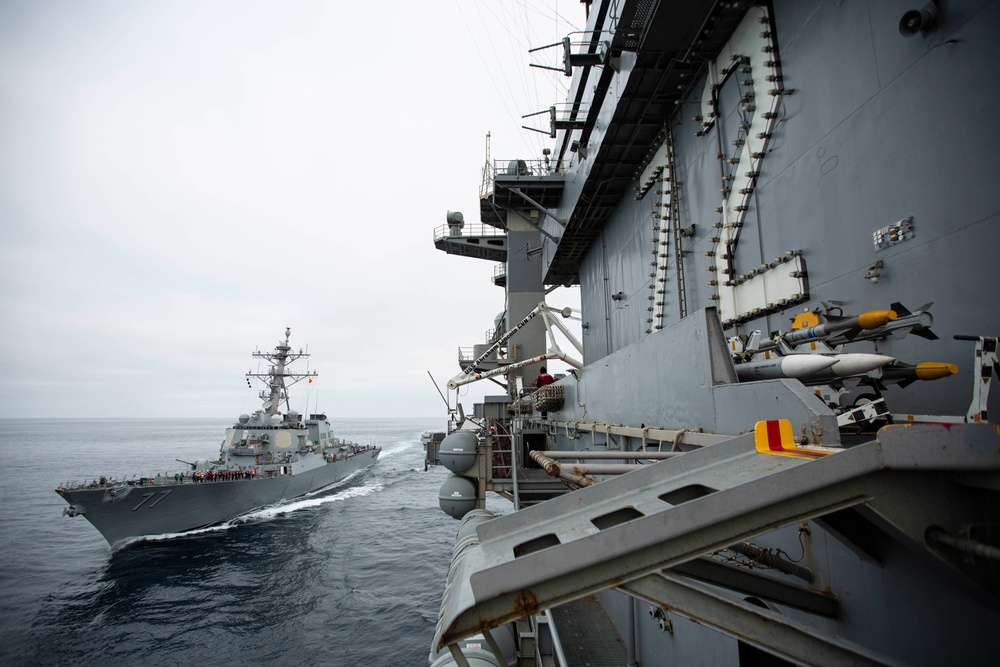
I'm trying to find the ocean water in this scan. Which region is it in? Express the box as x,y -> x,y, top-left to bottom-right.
0,417 -> 461,666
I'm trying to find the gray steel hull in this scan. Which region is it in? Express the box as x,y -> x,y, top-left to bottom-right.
58,449 -> 380,550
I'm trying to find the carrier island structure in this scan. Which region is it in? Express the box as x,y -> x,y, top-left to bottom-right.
427,1 -> 1000,666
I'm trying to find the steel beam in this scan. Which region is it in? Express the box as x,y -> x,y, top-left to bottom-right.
620,573 -> 900,667
432,424 -> 1000,652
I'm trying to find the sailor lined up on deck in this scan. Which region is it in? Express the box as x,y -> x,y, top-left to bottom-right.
192,469 -> 258,482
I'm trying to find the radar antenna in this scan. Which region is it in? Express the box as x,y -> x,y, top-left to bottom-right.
245,328 -> 317,415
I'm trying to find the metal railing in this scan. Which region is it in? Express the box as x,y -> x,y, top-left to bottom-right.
433,222 -> 507,242
481,158 -> 567,198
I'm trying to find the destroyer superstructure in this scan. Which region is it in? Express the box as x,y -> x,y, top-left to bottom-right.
57,328 -> 380,550
428,1 -> 1000,666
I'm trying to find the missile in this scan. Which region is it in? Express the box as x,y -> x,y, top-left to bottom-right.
827,302 -> 937,346
736,355 -> 838,382
782,309 -> 897,346
827,353 -> 895,377
864,361 -> 958,389
741,308 -> 902,355
799,353 -> 896,385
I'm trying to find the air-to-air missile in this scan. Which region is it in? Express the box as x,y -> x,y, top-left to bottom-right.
743,309 -> 899,355
825,302 -> 937,346
861,361 -> 958,389
735,355 -> 838,382
797,353 -> 897,386
781,309 -> 898,345
737,352 -> 896,384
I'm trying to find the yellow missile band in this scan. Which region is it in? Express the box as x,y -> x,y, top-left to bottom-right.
914,362 -> 958,380
754,419 -> 831,459
857,309 -> 897,329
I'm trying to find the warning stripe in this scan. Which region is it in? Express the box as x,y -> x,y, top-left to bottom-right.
754,419 -> 830,459
765,419 -> 784,453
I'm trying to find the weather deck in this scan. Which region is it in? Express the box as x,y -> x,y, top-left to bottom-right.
549,596 -> 627,667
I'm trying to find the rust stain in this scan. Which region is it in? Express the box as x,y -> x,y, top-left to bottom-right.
513,588 -> 541,617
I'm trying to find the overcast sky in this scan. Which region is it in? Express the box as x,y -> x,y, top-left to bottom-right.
0,0 -> 584,419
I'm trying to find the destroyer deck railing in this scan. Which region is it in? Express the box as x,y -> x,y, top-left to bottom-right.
57,445 -> 377,490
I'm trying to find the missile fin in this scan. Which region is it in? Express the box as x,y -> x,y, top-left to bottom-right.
861,377 -> 890,391
890,301 -> 910,316
911,328 -> 939,341
842,326 -> 863,342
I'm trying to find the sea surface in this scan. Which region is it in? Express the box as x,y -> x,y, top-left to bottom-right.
0,417 -> 468,666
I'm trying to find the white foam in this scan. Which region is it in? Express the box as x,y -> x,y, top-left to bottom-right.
238,482 -> 382,522
117,522 -> 236,549
116,477 -> 381,549
374,440 -> 418,462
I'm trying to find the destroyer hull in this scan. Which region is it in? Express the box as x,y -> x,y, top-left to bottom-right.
58,449 -> 379,550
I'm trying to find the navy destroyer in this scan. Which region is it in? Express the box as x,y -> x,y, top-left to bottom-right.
428,1 -> 999,665
57,329 -> 380,550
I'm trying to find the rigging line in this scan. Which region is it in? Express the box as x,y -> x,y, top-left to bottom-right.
506,1 -> 535,153
491,1 -> 567,157
521,2 -> 551,158
453,0 -> 523,139
525,0 -> 582,150
524,0 -> 544,119
526,1 -> 582,150
475,1 -> 531,106
525,0 -> 543,141
481,0 -> 544,156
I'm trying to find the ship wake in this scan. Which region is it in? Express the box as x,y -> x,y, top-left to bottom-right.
115,477 -> 382,549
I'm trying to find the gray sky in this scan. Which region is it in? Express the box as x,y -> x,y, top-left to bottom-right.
0,0 -> 583,419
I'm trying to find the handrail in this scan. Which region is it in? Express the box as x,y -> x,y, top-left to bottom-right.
433,222 -> 506,242
482,158 -> 567,198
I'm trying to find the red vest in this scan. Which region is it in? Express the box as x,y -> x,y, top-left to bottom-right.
536,373 -> 554,387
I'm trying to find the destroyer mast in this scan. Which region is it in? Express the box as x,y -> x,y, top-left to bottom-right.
246,327 -> 317,415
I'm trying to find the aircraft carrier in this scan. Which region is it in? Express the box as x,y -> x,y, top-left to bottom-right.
428,1 -> 1000,665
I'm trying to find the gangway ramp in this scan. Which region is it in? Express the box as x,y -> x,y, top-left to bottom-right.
433,422 -> 1000,664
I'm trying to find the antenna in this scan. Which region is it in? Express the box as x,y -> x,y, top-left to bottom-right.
427,371 -> 451,410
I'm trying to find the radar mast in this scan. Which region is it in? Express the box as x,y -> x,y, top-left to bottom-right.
246,327 -> 317,415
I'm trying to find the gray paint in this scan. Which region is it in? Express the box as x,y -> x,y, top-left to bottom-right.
432,1 -> 1000,664
566,0 -> 1000,416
